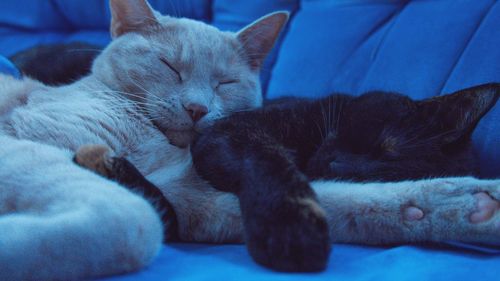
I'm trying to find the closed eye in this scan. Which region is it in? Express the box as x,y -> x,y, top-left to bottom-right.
217,79 -> 239,89
159,57 -> 182,82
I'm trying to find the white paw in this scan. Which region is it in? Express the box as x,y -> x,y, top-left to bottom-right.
414,177 -> 500,244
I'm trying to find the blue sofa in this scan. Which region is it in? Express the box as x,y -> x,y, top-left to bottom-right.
1,1 -> 499,280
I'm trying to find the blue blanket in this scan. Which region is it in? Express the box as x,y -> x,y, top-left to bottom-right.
101,244 -> 500,281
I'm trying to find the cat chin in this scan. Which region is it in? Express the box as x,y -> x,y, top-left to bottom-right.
163,129 -> 198,148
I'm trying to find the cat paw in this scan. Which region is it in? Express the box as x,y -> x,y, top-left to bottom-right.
419,178 -> 500,244
75,145 -> 179,242
74,144 -> 114,177
244,196 -> 331,272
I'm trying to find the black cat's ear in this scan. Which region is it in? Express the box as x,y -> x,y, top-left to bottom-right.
417,83 -> 500,144
237,11 -> 289,70
109,0 -> 159,39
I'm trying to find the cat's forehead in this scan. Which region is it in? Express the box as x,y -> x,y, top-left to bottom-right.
151,17 -> 242,65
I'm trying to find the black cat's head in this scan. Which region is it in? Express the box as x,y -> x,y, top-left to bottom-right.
306,83 -> 500,182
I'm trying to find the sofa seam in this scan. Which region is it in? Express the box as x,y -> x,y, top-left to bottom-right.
437,0 -> 497,96
263,0 -> 301,96
48,0 -> 74,31
352,0 -> 411,94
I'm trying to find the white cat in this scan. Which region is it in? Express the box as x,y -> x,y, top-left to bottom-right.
0,0 -> 287,279
0,0 -> 499,280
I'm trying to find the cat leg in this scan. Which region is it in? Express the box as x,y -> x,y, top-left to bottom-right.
165,176 -> 500,247
173,177 -> 499,246
74,144 -> 178,241
72,144 -> 245,244
62,134 -> 322,271
312,177 -> 500,245
0,136 -> 163,281
70,146 -> 500,248
192,133 -> 330,272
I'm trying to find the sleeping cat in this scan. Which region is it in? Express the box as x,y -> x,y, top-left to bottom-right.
78,83 -> 500,272
0,0 -> 288,280
191,84 -> 500,270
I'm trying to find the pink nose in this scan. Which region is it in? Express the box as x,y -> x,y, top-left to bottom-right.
185,103 -> 208,123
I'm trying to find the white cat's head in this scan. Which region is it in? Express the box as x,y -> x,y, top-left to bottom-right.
92,0 -> 288,147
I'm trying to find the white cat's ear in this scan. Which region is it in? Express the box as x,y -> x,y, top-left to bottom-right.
109,0 -> 159,39
237,11 -> 289,69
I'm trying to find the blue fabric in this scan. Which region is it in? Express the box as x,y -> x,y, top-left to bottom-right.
101,244 -> 500,281
0,56 -> 20,78
1,0 -> 499,280
0,0 -> 211,57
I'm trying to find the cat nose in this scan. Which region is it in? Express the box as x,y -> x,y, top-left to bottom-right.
185,103 -> 208,123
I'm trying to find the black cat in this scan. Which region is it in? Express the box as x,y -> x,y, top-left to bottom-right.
190,83 -> 499,271
10,42 -> 100,85
75,83 -> 499,272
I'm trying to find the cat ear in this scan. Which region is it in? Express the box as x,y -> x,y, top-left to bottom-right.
109,0 -> 159,39
417,83 -> 499,144
237,11 -> 289,69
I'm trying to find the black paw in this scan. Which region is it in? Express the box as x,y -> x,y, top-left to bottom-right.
244,196 -> 331,272
108,157 -> 179,242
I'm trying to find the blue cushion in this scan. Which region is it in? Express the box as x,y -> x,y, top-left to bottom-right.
100,244 -> 500,281
0,0 -> 211,57
0,56 -> 20,78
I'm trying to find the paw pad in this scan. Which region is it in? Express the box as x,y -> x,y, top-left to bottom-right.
404,206 -> 424,221
470,192 -> 500,224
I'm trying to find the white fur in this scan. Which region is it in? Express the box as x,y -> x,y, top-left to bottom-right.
312,178 -> 500,245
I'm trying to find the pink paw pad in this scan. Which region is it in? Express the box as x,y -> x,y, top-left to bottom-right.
470,192 -> 500,224
404,206 -> 424,221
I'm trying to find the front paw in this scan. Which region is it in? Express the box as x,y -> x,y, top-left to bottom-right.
244,196 -> 331,272
75,145 -> 179,242
74,144 -> 114,177
419,177 -> 500,244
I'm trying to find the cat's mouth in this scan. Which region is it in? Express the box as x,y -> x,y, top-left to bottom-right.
152,119 -> 204,148
163,128 -> 198,148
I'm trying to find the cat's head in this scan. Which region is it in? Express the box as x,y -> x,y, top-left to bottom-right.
307,83 -> 500,181
92,0 -> 288,147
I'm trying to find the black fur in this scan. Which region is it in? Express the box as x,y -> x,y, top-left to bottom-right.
10,42 -> 101,85
190,83 -> 499,272
108,157 -> 178,242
